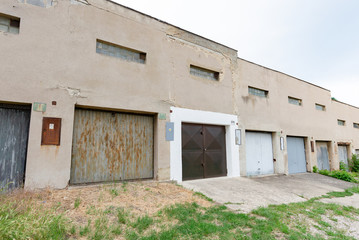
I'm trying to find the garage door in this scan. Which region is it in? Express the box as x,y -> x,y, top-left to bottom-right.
182,123 -> 227,180
316,142 -> 330,170
71,109 -> 154,184
287,137 -> 307,174
246,131 -> 274,176
0,104 -> 31,190
338,145 -> 348,165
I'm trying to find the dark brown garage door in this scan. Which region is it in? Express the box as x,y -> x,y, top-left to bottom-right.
182,123 -> 227,180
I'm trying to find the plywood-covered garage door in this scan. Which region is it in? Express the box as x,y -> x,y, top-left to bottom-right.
287,137 -> 307,174
246,131 -> 274,176
71,109 -> 153,184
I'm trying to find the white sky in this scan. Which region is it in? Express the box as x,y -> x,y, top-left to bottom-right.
113,0 -> 359,107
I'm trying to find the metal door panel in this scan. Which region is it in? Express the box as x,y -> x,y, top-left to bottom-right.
182,151 -> 204,180
316,142 -> 330,170
246,131 -> 274,176
203,125 -> 226,178
182,124 -> 203,180
182,123 -> 226,180
287,137 -> 307,174
338,145 -> 348,165
71,109 -> 153,184
0,105 -> 31,190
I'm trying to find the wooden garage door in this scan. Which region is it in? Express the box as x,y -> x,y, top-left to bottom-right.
287,137 -> 307,174
182,123 -> 227,181
0,104 -> 31,190
70,109 -> 153,184
246,131 -> 274,176
316,142 -> 330,171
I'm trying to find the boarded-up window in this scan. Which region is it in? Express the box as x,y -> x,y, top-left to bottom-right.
338,119 -> 345,126
353,123 -> 359,129
190,65 -> 219,81
248,86 -> 268,98
0,14 -> 20,34
96,39 -> 146,64
315,103 -> 325,111
288,97 -> 302,106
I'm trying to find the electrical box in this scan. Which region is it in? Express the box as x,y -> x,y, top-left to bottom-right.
41,117 -> 61,145
166,122 -> 174,141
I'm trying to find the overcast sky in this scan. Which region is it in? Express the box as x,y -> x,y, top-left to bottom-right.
113,0 -> 359,107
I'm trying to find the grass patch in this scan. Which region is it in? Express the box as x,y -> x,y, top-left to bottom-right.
193,191 -> 213,202
74,197 -> 81,209
326,189 -> 354,198
319,169 -> 358,183
1,183 -> 359,239
0,199 -> 69,240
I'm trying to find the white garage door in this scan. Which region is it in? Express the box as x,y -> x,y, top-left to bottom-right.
287,137 -> 307,174
246,131 -> 274,176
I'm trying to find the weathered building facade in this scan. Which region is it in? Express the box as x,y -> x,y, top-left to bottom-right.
0,0 -> 358,189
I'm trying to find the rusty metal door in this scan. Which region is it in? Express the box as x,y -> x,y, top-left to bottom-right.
182,123 -> 226,180
0,104 -> 31,190
71,109 -> 154,184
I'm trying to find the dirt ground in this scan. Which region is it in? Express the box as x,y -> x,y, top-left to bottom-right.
5,181 -> 213,226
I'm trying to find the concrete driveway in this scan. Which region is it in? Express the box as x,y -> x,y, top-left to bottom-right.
181,173 -> 355,213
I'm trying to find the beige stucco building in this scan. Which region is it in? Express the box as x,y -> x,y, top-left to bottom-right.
0,0 -> 358,189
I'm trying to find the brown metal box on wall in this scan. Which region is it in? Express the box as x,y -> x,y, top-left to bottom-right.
41,117 -> 61,145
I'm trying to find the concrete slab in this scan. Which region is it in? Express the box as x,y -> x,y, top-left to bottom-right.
181,173 -> 355,213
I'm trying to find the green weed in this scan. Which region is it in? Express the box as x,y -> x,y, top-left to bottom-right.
74,197 -> 81,209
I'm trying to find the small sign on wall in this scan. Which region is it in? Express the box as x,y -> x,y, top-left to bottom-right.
235,129 -> 241,145
158,113 -> 166,120
33,102 -> 47,112
280,137 -> 284,150
166,122 -> 174,141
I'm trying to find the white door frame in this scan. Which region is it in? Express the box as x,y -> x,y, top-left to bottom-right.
170,107 -> 240,182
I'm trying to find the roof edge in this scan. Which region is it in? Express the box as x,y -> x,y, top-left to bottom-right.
105,0 -> 238,52
238,57 -> 331,92
331,99 -> 359,110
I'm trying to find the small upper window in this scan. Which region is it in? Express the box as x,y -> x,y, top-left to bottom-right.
338,119 -> 345,126
354,123 -> 359,129
315,103 -> 325,111
190,65 -> 219,81
288,97 -> 302,106
248,86 -> 268,98
96,39 -> 146,64
0,14 -> 20,34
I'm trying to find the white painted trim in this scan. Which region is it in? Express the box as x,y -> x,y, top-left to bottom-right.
170,107 -> 240,182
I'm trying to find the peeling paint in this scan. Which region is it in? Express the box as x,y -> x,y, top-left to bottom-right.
56,85 -> 86,98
